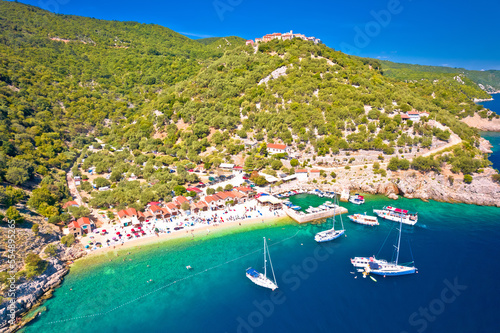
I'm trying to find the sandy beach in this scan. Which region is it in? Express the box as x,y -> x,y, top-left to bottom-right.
81,207 -> 292,259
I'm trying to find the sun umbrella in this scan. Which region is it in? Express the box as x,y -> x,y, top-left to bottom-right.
116,232 -> 121,235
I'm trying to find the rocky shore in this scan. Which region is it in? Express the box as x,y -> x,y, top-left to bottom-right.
461,114 -> 500,132
0,244 -> 86,332
345,167 -> 500,207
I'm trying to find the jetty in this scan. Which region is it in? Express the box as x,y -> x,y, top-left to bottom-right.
284,206 -> 348,224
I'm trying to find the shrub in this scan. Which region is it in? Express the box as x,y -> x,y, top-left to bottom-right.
24,252 -> 48,279
463,174 -> 473,184
44,244 -> 57,257
31,224 -> 40,236
61,234 -> 75,247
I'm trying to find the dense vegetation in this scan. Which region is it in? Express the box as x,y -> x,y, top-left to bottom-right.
0,2 -> 495,224
381,60 -> 500,94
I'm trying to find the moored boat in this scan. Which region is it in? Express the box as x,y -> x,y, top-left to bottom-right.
246,237 -> 278,291
351,216 -> 417,276
348,213 -> 379,226
349,194 -> 365,205
373,206 -> 418,225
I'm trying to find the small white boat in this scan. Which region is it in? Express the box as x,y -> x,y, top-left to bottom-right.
348,213 -> 379,226
314,196 -> 345,243
349,194 -> 365,205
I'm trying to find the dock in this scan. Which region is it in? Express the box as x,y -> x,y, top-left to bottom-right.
284,206 -> 348,224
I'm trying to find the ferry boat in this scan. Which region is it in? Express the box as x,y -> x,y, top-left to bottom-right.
349,194 -> 365,205
373,206 -> 418,225
348,213 -> 379,226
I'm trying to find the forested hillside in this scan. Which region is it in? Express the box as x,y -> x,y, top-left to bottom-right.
0,1 -> 495,220
381,60 -> 500,93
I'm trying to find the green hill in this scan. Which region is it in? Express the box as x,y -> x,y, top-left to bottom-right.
380,60 -> 500,93
0,1 -> 495,218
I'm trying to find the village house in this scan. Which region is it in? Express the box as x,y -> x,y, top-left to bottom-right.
191,201 -> 208,213
174,196 -> 190,208
404,110 -> 429,122
245,40 -> 254,45
267,143 -> 287,155
68,217 -> 94,237
309,169 -> 321,179
234,186 -> 256,199
165,202 -> 179,216
117,207 -> 139,226
295,169 -> 309,181
62,200 -> 79,210
148,205 -> 164,220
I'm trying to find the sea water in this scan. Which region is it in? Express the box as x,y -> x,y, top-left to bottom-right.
24,194 -> 500,333
480,94 -> 500,170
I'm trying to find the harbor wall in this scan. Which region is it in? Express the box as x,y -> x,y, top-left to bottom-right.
284,207 -> 348,224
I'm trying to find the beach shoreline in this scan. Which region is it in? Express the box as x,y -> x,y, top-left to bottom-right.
74,214 -> 293,263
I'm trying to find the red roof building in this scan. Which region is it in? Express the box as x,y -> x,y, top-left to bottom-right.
62,201 -> 79,209
68,217 -> 93,236
267,143 -> 287,154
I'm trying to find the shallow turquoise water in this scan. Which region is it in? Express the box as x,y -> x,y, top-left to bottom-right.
24,194 -> 500,333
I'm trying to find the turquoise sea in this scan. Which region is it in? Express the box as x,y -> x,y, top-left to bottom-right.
24,99 -> 500,332
480,94 -> 500,170
24,192 -> 500,333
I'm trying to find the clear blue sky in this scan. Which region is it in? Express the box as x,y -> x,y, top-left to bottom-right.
15,0 -> 500,70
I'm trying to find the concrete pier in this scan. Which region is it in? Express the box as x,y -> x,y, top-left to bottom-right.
284,206 -> 348,224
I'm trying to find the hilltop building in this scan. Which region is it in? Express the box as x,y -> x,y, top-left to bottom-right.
249,30 -> 320,45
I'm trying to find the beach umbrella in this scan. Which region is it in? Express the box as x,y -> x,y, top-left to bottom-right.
85,245 -> 89,249
116,232 -> 120,235
127,234 -> 131,237
102,229 -> 107,233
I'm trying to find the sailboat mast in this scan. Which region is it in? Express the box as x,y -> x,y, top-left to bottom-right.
396,218 -> 402,265
263,237 -> 267,278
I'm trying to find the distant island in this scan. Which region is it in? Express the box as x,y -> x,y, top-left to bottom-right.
1,2 -> 500,330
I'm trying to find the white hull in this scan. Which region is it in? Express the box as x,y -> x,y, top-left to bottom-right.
373,209 -> 417,225
351,256 -> 416,276
315,229 -> 345,243
348,214 -> 379,226
246,272 -> 278,290
350,256 -> 388,268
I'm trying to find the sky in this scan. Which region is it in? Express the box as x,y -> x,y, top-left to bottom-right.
14,0 -> 500,70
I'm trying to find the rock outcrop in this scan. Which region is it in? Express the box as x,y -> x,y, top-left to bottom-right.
0,257 -> 68,332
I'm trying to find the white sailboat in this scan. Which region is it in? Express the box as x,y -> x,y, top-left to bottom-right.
246,237 -> 278,290
351,217 -> 416,276
314,196 -> 345,243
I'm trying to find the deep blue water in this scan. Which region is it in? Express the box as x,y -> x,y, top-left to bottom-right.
25,194 -> 500,333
